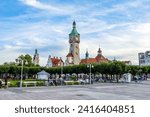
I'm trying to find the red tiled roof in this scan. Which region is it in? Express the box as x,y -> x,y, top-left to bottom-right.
66,53 -> 73,57
80,58 -> 97,64
95,55 -> 109,62
51,58 -> 63,65
80,55 -> 109,64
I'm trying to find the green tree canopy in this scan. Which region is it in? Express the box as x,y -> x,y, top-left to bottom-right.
16,54 -> 34,66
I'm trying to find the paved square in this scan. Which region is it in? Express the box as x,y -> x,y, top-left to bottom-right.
0,80 -> 150,100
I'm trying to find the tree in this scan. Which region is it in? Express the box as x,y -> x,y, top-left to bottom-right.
129,65 -> 139,76
93,63 -> 109,82
16,54 -> 33,66
108,61 -> 125,82
3,62 -> 16,66
0,65 -> 10,73
24,54 -> 33,66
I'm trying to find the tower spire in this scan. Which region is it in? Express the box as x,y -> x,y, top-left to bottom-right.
69,21 -> 79,37
35,49 -> 37,54
98,47 -> 102,55
73,21 -> 76,28
85,49 -> 89,59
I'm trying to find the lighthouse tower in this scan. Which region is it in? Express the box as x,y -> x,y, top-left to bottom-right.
66,21 -> 80,65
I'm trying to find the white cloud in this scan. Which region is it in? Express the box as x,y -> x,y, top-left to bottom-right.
0,45 -> 26,64
21,0 -> 60,11
131,23 -> 150,34
19,0 -> 79,16
0,20 -> 70,66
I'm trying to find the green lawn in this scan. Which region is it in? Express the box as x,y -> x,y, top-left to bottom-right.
8,79 -> 45,87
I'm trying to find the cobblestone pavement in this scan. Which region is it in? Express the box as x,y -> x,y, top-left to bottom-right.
0,80 -> 150,100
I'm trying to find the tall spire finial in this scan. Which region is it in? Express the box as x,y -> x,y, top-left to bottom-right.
85,48 -> 89,59
73,21 -> 76,28
35,49 -> 37,54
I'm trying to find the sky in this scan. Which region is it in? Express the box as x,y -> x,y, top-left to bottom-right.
0,0 -> 150,66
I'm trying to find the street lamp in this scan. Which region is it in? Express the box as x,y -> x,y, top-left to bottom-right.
61,63 -> 63,76
60,61 -> 64,85
16,58 -> 25,88
87,64 -> 94,84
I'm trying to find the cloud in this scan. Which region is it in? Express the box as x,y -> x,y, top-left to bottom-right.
19,0 -> 79,16
0,20 -> 69,65
131,23 -> 150,34
21,0 -> 60,11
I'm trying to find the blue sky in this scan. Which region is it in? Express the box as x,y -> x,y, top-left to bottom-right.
0,0 -> 150,66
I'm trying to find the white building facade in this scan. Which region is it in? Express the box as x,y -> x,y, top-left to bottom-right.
138,51 -> 150,66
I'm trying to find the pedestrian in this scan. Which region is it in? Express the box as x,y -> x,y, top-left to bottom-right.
0,79 -> 2,88
4,76 -> 8,88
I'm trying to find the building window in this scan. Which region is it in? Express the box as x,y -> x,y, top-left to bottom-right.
139,54 -> 144,59
140,60 -> 145,64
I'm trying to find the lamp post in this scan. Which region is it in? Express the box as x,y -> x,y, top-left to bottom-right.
16,58 -> 24,88
87,64 -> 94,84
61,63 -> 63,76
20,60 -> 24,87
60,62 -> 64,85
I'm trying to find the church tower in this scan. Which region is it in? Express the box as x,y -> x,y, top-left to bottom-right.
66,21 -> 80,65
33,49 -> 39,65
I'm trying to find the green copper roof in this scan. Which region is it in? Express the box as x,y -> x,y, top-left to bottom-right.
69,21 -> 79,36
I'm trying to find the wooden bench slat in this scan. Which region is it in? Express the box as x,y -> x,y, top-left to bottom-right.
23,81 -> 37,87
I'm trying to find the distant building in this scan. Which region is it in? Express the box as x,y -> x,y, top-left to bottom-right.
37,70 -> 50,80
80,48 -> 109,64
46,56 -> 64,67
113,57 -> 132,65
121,61 -> 132,65
66,21 -> 80,65
138,51 -> 150,66
33,49 -> 39,65
46,55 -> 52,67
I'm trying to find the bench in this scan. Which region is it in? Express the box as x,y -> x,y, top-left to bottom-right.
23,81 -> 37,87
64,81 -> 74,85
0,79 -> 10,88
64,81 -> 80,85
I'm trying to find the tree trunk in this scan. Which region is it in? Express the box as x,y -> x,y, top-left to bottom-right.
116,75 -> 119,83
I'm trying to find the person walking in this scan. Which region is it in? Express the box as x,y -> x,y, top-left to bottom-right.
0,79 -> 2,88
4,76 -> 8,88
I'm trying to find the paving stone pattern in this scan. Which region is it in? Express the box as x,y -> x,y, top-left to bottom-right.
0,81 -> 150,100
